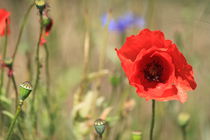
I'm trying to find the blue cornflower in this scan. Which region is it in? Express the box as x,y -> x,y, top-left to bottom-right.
102,12 -> 145,32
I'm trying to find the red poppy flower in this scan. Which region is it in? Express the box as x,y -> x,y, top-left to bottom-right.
0,9 -> 10,36
116,29 -> 196,103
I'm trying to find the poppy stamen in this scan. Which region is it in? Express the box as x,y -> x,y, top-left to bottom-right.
144,61 -> 163,82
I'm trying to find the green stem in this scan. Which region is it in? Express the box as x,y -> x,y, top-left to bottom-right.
11,75 -> 18,109
5,3 -> 34,98
146,0 -> 155,28
32,12 -> 43,106
0,20 -> 8,94
5,78 -> 11,96
181,127 -> 187,140
6,100 -> 23,140
12,3 -> 34,60
44,43 -> 50,95
43,43 -> 55,137
149,100 -> 156,140
31,11 -> 44,133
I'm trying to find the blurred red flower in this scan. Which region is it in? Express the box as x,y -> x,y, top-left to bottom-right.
0,9 -> 10,36
40,15 -> 53,46
116,29 -> 196,103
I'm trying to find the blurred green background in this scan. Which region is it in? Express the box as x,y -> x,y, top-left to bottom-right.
0,0 -> 210,140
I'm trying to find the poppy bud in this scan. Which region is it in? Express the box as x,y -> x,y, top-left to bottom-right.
4,57 -> 13,68
94,119 -> 106,138
132,131 -> 142,140
35,0 -> 46,14
42,16 -> 53,34
178,112 -> 190,128
19,81 -> 33,101
42,16 -> 51,26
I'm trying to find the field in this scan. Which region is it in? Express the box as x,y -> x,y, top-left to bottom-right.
0,0 -> 209,140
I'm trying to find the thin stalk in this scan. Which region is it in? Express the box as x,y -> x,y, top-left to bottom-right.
0,20 -> 8,94
5,78 -> 11,96
146,0 -> 155,28
31,12 -> 44,133
5,3 -> 34,97
149,100 -> 156,140
32,12 -> 43,106
43,43 -> 55,137
11,75 -> 18,109
12,3 -> 34,60
181,127 -> 187,140
44,43 -> 50,95
6,100 -> 23,140
83,31 -> 90,79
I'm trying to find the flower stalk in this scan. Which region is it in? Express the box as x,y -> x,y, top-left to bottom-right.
0,20 -> 8,94
11,74 -> 18,108
44,43 -> 50,95
12,3 -> 34,60
149,100 -> 155,140
6,100 -> 23,140
181,127 -> 187,140
5,3 -> 34,106
32,11 -> 44,106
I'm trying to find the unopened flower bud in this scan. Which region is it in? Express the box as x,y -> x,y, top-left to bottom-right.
94,119 -> 106,138
19,81 -> 33,100
178,112 -> 190,128
42,16 -> 53,34
42,16 -> 51,26
132,131 -> 142,140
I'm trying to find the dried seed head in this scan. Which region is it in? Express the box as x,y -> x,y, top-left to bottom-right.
35,0 -> 46,14
94,119 -> 106,138
19,81 -> 33,100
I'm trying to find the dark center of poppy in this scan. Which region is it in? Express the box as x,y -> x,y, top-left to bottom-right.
144,61 -> 163,82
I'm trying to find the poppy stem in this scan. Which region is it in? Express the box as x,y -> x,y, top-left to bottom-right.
6,100 -> 23,140
31,10 -> 44,133
11,74 -> 18,109
44,43 -> 50,95
43,43 -> 55,137
5,3 -> 34,102
0,20 -> 8,95
181,127 -> 187,140
149,100 -> 156,140
32,11 -> 43,107
12,3 -> 34,60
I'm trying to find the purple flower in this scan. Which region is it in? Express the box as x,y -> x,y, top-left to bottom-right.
102,12 -> 145,32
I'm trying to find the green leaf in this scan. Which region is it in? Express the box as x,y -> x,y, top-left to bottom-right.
2,110 -> 14,120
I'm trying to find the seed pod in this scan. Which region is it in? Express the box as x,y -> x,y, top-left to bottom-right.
35,0 -> 46,14
178,112 -> 190,128
4,57 -> 13,68
19,81 -> 33,100
94,119 -> 106,138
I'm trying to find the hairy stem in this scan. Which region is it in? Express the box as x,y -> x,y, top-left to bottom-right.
44,43 -> 50,95
31,11 -> 44,134
6,100 -> 23,140
11,75 -> 18,109
32,12 -> 43,106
